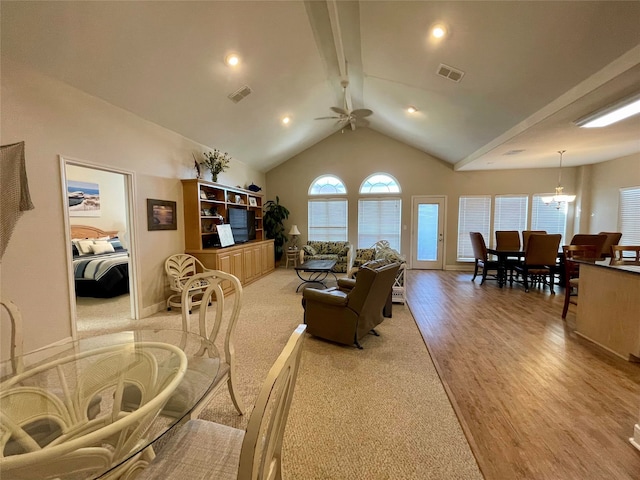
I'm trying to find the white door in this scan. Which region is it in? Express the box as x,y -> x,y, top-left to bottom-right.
411,196 -> 445,269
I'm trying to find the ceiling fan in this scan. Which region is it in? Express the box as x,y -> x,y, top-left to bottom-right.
315,79 -> 373,131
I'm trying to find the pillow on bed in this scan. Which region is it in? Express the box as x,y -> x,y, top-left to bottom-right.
108,238 -> 124,251
92,241 -> 115,255
76,239 -> 96,255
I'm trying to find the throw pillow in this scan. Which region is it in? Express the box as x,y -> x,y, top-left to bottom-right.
76,239 -> 95,255
91,241 -> 115,255
303,245 -> 317,256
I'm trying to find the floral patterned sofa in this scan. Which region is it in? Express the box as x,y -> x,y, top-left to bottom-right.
349,241 -> 406,303
299,241 -> 353,273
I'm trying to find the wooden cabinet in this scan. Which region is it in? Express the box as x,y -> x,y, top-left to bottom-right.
181,179 -> 264,251
186,241 -> 275,294
181,179 -> 274,293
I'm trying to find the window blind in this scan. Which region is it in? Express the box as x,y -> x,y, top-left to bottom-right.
307,199 -> 347,241
457,196 -> 491,260
619,187 -> 640,244
357,198 -> 401,250
493,195 -> 528,242
531,195 -> 567,242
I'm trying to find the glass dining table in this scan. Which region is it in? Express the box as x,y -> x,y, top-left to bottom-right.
0,329 -> 220,480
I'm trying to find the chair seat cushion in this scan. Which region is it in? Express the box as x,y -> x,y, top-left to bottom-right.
569,278 -> 579,287
137,419 -> 244,480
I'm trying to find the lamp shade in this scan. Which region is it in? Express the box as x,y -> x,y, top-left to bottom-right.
289,225 -> 301,236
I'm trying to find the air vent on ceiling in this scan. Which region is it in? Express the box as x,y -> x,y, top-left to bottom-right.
503,149 -> 526,156
228,85 -> 252,103
436,63 -> 465,82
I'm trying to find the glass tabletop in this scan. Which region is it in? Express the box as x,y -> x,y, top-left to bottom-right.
0,329 -> 220,480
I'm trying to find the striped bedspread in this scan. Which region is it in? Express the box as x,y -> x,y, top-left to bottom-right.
73,251 -> 129,281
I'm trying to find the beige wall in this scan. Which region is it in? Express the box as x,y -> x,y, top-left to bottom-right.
266,128 -> 581,268
587,153 -> 640,234
1,60 -> 265,353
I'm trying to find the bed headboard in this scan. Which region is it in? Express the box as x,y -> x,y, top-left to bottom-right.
70,225 -> 119,239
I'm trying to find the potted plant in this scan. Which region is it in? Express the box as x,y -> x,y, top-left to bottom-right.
263,196 -> 290,262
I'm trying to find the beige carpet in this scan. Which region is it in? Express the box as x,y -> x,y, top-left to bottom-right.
80,268 -> 483,479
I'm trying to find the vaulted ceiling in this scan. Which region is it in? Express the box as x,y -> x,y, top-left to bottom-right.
2,1 -> 639,172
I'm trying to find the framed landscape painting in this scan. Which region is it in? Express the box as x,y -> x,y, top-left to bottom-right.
147,199 -> 177,230
68,180 -> 101,217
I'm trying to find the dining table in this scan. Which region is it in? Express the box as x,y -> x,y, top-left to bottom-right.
0,329 -> 220,480
486,248 -> 524,287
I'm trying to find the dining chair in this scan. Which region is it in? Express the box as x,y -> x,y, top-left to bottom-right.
569,234 -> 607,257
514,234 -> 561,293
521,230 -> 546,251
610,245 -> 640,265
157,270 -> 246,419
495,230 -> 522,282
561,245 -> 599,319
165,253 -> 212,313
598,232 -> 622,258
136,324 -> 307,480
469,232 -> 499,284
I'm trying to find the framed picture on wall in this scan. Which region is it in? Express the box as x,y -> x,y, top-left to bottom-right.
147,199 -> 177,231
249,197 -> 257,207
68,180 -> 101,217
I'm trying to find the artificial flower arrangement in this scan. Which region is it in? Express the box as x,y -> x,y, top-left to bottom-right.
201,149 -> 231,181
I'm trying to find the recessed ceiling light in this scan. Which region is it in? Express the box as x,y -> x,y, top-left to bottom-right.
282,116 -> 291,125
407,106 -> 417,114
224,53 -> 240,67
431,24 -> 447,39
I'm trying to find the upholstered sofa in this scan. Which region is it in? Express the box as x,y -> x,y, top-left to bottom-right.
299,241 -> 353,273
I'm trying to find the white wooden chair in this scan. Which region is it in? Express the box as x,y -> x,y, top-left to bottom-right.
165,254 -> 212,313
137,324 -> 306,480
0,299 -> 24,376
163,270 -> 246,419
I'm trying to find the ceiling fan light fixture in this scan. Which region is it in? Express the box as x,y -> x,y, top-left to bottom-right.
224,53 -> 240,67
574,92 -> 640,128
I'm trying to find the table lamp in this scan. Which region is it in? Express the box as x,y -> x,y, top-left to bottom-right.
289,225 -> 301,249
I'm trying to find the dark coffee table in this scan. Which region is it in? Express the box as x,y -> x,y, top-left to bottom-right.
294,259 -> 337,292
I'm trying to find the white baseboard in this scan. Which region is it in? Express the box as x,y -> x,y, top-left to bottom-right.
141,301 -> 168,319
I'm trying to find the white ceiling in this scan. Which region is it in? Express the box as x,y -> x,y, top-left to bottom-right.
2,1 -> 640,172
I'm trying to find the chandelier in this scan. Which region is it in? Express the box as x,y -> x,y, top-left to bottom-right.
541,150 -> 576,209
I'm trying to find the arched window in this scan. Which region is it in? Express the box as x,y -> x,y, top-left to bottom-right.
309,175 -> 347,195
307,175 -> 347,241
359,173 -> 400,194
358,174 -> 401,250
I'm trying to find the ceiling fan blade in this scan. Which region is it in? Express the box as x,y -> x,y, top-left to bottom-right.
351,109 -> 373,118
330,106 -> 349,115
315,116 -> 341,120
355,118 -> 370,127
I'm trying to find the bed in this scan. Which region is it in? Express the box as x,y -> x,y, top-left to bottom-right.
71,225 -> 130,298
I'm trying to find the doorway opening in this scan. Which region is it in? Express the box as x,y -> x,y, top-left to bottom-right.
61,157 -> 139,337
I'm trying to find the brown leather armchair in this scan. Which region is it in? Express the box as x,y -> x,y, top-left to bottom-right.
302,261 -> 400,349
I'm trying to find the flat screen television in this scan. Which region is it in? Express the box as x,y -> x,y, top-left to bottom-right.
228,206 -> 256,243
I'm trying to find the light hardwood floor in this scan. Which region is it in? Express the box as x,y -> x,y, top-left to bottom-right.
407,270 -> 640,480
